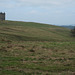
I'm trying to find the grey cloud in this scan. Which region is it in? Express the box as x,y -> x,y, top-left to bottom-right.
0,0 -> 75,8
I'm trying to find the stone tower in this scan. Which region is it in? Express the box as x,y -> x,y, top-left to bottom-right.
0,12 -> 5,20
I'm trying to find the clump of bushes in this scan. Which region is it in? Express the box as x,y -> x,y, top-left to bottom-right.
71,27 -> 75,37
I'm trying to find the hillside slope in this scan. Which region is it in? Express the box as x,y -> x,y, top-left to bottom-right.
0,20 -> 74,41
0,21 -> 75,75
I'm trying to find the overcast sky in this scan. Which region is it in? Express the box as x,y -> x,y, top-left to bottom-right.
0,0 -> 75,25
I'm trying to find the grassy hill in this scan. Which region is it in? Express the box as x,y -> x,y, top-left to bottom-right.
0,20 -> 75,42
0,20 -> 75,75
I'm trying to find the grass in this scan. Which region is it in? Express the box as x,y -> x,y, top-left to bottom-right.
0,20 -> 75,75
0,41 -> 75,75
0,20 -> 75,42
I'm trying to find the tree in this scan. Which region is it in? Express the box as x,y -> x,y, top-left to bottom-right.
71,27 -> 75,37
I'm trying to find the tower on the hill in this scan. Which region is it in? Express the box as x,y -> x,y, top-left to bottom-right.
0,12 -> 5,20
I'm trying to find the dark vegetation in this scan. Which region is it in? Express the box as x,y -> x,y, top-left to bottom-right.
0,20 -> 75,75
71,27 -> 75,37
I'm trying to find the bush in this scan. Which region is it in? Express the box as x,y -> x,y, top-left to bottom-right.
71,27 -> 75,37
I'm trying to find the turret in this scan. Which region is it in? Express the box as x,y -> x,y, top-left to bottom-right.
0,12 -> 5,20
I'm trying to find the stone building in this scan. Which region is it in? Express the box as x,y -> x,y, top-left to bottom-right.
0,12 -> 5,20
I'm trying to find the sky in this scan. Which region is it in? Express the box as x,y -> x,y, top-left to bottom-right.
0,0 -> 75,25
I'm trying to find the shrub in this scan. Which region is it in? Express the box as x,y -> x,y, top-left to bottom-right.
71,27 -> 75,37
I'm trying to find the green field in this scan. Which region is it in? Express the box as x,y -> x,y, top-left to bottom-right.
0,20 -> 75,75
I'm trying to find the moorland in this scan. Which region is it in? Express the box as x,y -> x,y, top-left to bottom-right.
0,20 -> 75,75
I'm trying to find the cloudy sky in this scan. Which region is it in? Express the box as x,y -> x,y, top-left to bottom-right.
0,0 -> 75,25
